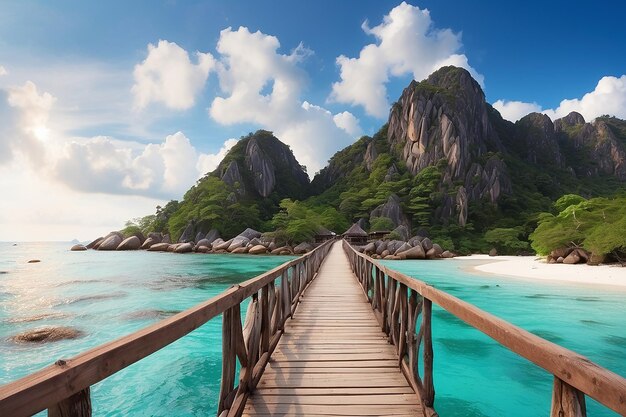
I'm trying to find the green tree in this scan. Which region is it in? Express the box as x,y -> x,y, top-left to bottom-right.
370,217 -> 394,231
484,227 -> 529,254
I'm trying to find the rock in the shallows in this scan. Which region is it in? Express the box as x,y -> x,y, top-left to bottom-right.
426,243 -> 443,259
141,237 -> 160,250
27,259 -> 41,263
441,250 -> 455,259
98,234 -> 123,251
117,236 -> 141,250
249,245 -> 268,255
71,244 -> 87,251
86,237 -> 104,249
11,326 -> 84,343
148,243 -> 170,252
398,245 -> 425,260
195,239 -> 212,249
294,242 -> 313,254
175,242 -> 194,254
228,236 -> 250,252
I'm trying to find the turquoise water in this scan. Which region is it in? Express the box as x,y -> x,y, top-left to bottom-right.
381,258 -> 626,417
0,242 -> 294,416
1,243 -> 624,416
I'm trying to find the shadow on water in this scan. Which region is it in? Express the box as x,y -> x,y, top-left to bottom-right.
435,397 -> 490,417
124,310 -> 182,321
437,337 -> 493,358
524,293 -> 561,300
573,296 -> 601,302
604,335 -> 626,347
433,310 -> 468,328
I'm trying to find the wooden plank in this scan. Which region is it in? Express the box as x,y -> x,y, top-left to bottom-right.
243,403 -> 422,415
253,387 -> 414,395
247,394 -> 419,405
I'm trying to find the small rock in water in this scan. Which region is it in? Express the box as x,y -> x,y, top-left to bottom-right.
71,244 -> 87,251
27,259 -> 41,263
11,326 -> 84,343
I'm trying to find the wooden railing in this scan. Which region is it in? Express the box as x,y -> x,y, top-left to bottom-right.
0,239 -> 334,417
343,240 -> 626,417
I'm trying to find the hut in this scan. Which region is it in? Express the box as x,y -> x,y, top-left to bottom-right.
343,223 -> 368,245
368,230 -> 390,241
314,226 -> 335,244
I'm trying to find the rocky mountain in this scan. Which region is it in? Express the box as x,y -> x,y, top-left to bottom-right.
214,130 -> 310,200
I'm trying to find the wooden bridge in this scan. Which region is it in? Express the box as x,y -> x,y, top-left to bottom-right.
1,240 -> 626,417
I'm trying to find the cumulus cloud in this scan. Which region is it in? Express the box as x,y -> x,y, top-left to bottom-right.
209,26 -> 360,174
5,81 -> 56,165
492,100 -> 543,122
330,2 -> 482,118
494,75 -> 626,122
0,65 -> 7,76
197,138 -> 238,175
132,40 -> 215,110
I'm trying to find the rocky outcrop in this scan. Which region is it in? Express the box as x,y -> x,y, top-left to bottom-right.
71,244 -> 87,251
86,237 -> 103,249
370,194 -> 410,230
148,243 -> 170,252
515,113 -> 563,167
245,137 -> 276,197
387,66 -> 511,223
294,242 -> 313,254
117,236 -> 141,250
98,233 -> 123,251
364,141 -> 378,171
205,229 -> 220,244
238,228 -> 262,240
220,161 -> 245,193
178,221 -> 196,243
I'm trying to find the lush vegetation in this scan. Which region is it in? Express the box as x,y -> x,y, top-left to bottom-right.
530,194 -> 626,261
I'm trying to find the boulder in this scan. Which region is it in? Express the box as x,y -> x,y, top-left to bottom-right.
426,243 -> 443,259
175,243 -> 193,254
71,244 -> 87,251
363,242 -> 376,255
386,240 -> 403,254
194,232 -> 205,243
394,242 -> 411,255
392,225 -> 410,242
421,238 -> 434,252
268,241 -> 277,251
147,232 -> 163,242
441,250 -> 455,259
372,254 -> 381,259
563,252 -> 581,264
488,248 -> 498,257
231,247 -> 248,254
380,250 -> 390,258
398,245 -> 425,260
167,244 -> 180,252
162,234 -> 172,244
148,243 -> 171,252
117,236 -> 141,251
570,248 -> 589,263
98,234 -> 123,251
294,242 -> 314,254
550,247 -> 573,259
178,221 -> 196,243
279,249 -> 292,255
11,326 -> 84,343
375,240 -> 388,255
271,246 -> 288,255
408,236 -> 423,247
86,237 -> 104,249
141,237 -> 160,250
548,257 -> 557,264
556,256 -> 565,263
228,236 -> 250,252
384,255 -> 401,260
196,239 -> 212,249
214,238 -> 233,251
249,238 -> 262,247
238,228 -> 262,240
370,194 -> 410,229
197,246 -> 210,253
249,245 -> 268,255
205,229 -> 220,244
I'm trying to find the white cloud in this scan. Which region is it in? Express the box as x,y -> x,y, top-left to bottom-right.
494,75 -> 626,122
0,65 -> 7,76
492,100 -> 542,122
132,40 -> 215,110
197,138 -> 238,175
330,1 -> 482,118
333,111 -> 363,136
209,26 -> 359,174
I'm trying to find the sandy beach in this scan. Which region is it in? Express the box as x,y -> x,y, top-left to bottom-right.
458,255 -> 626,288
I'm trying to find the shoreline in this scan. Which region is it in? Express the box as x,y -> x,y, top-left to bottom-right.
456,254 -> 626,288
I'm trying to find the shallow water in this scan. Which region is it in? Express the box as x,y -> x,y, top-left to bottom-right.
381,258 -> 626,417
1,243 -> 624,416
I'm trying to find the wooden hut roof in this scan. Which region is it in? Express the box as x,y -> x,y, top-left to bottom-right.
344,223 -> 367,236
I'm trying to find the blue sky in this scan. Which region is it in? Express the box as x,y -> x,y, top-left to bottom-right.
0,0 -> 625,240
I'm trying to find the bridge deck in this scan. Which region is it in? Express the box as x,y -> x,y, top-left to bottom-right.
243,242 -> 423,416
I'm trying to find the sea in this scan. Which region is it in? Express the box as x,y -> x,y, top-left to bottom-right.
0,242 -> 624,416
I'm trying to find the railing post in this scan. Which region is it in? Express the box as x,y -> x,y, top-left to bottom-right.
218,306 -> 237,414
551,377 -> 587,417
48,387 -> 91,417
422,298 -> 435,408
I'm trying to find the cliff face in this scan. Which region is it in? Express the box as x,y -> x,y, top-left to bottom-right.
387,66 -> 511,225
215,130 -> 310,199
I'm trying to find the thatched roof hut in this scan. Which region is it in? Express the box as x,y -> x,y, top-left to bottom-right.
315,226 -> 335,243
343,223 -> 368,245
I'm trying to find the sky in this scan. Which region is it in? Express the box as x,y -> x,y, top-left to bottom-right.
1,0 -> 625,241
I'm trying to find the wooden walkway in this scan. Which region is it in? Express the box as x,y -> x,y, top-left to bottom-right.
243,242 -> 423,416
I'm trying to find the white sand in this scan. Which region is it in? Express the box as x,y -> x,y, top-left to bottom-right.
456,255 -> 626,288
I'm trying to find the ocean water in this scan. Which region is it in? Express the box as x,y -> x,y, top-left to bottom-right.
381,258 -> 626,417
0,243 -> 624,416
